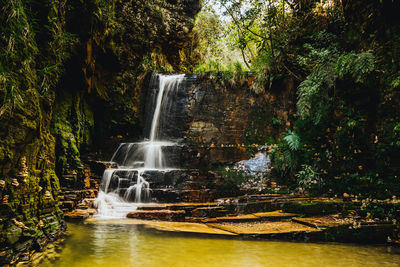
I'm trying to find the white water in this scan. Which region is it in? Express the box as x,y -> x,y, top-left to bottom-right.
94,74 -> 185,218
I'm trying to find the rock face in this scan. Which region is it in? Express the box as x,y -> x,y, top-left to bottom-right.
54,0 -> 201,179
139,73 -> 296,169
0,0 -> 67,263
185,75 -> 296,147
0,0 -> 200,264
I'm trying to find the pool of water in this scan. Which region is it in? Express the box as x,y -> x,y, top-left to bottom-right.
35,221 -> 400,267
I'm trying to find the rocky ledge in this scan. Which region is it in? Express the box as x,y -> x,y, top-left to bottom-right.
119,194 -> 400,244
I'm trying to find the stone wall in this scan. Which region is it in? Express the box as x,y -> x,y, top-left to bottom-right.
181,74 -> 297,167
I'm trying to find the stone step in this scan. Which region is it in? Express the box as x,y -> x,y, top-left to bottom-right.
203,210 -> 298,223
136,202 -> 219,212
136,204 -> 169,211
206,221 -> 321,236
292,215 -> 356,229
62,175 -> 77,179
127,210 -> 186,221
61,200 -> 75,210
64,209 -> 97,221
252,210 -> 298,221
191,206 -> 228,218
205,214 -> 259,223
166,202 -> 219,211
141,221 -> 237,236
80,198 -> 96,208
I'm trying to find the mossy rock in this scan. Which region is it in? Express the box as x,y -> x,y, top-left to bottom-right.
6,224 -> 23,245
321,224 -> 396,243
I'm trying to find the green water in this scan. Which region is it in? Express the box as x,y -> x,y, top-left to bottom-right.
37,222 -> 400,267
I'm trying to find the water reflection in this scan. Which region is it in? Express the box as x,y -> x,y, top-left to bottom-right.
39,222 -> 400,267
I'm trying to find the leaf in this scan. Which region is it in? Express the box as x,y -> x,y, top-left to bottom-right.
283,130 -> 300,151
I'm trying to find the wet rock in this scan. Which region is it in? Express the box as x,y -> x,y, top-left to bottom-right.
17,156 -> 28,180
236,152 -> 271,173
12,219 -> 28,230
191,206 -> 227,218
6,224 -> 22,245
11,179 -> 19,187
205,214 -> 259,223
85,160 -> 118,178
81,198 -> 96,209
2,195 -> 9,204
142,221 -> 237,236
127,210 -> 186,221
61,201 -> 75,211
343,193 -> 351,201
37,220 -> 44,228
164,170 -> 191,188
64,209 -> 92,221
151,189 -> 181,202
143,170 -> 165,185
292,215 -> 350,229
253,211 -> 298,221
19,252 -> 30,262
206,221 -> 320,236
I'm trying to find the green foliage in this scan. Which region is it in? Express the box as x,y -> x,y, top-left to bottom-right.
219,167 -> 248,187
297,35 -> 375,124
194,60 -> 224,73
295,164 -> 322,192
389,74 -> 400,91
336,51 -> 375,83
272,130 -> 301,178
283,130 -> 300,151
194,59 -> 249,89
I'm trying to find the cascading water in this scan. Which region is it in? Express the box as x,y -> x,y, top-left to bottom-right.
94,74 -> 185,218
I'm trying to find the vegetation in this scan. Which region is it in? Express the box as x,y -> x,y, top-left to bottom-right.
192,0 -> 400,198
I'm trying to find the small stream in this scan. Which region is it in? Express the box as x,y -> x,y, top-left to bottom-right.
33,222 -> 400,267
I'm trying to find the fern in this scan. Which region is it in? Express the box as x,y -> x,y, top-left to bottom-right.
336,51 -> 374,83
272,130 -> 301,178
297,48 -> 375,124
283,130 -> 300,151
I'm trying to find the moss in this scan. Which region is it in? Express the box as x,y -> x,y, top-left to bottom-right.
51,90 -> 88,185
0,0 -> 67,263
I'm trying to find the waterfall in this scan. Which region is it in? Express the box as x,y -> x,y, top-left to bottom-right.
94,74 -> 185,218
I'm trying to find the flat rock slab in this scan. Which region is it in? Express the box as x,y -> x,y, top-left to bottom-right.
253,210 -> 298,220
292,215 -> 350,229
127,210 -> 186,221
207,221 -> 320,235
64,209 -> 97,221
136,204 -> 169,211
191,206 -> 227,218
143,221 -> 238,236
137,202 -> 218,211
205,214 -> 259,223
166,203 -> 219,211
